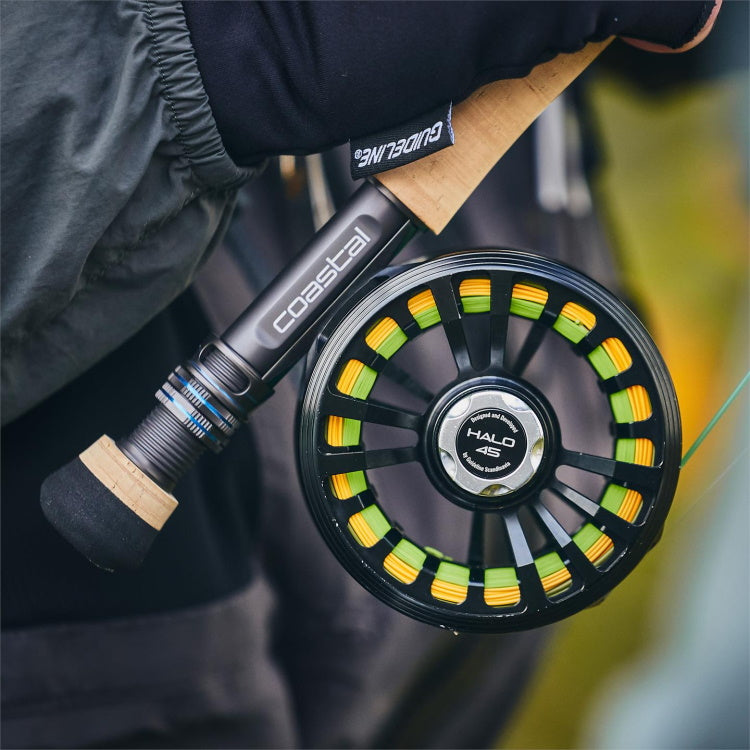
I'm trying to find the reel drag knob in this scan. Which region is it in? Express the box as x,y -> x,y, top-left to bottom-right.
436,389 -> 545,498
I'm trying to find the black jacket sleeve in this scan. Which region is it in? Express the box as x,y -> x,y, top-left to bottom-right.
183,0 -> 715,165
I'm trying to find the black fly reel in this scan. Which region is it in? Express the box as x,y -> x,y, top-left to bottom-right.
297,250 -> 681,632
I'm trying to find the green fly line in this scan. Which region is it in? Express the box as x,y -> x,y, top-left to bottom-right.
680,371 -> 750,468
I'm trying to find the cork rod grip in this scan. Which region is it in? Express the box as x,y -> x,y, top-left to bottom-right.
80,436 -> 178,530
376,39 -> 612,234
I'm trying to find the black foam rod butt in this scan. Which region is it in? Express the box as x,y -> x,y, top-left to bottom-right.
41,457 -> 158,571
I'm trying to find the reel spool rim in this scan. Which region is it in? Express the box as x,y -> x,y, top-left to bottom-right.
297,249 -> 681,633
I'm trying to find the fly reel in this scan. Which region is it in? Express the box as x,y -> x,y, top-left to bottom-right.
297,250 -> 681,632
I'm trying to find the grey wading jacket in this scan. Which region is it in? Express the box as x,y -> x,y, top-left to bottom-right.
1,0 -> 261,424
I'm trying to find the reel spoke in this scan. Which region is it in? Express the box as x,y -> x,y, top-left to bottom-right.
509,320 -> 547,377
615,420 -> 656,440
343,338 -> 434,402
488,271 -> 513,371
379,359 -> 436,402
467,511 -> 486,567
531,500 -> 600,586
387,296 -> 424,339
548,477 -> 600,517
321,391 -> 422,431
503,510 -> 548,611
428,276 -> 475,374
298,250 -> 681,632
548,479 -> 637,545
559,449 -> 661,492
319,446 -> 418,475
508,287 -> 566,376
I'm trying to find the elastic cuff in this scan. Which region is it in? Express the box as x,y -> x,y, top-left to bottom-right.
141,0 -> 264,187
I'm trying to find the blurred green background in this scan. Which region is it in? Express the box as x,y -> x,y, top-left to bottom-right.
499,17 -> 749,750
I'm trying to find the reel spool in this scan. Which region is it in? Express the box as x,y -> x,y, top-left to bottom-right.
298,250 -> 681,633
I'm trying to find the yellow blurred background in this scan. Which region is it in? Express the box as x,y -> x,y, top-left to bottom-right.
499,35 -> 749,750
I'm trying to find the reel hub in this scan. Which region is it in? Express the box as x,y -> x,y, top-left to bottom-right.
425,377 -> 556,509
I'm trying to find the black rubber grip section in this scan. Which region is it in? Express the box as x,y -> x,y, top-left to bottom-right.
120,342 -> 264,491
123,403 -> 205,490
40,457 -> 158,572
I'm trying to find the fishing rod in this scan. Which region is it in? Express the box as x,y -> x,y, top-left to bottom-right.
41,39 -> 690,632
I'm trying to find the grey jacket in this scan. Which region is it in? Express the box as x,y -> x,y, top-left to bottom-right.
1,0 -> 259,424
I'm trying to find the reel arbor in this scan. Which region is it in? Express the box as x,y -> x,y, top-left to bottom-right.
298,250 -> 681,632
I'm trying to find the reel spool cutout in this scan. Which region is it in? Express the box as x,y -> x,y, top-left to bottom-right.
297,250 -> 681,632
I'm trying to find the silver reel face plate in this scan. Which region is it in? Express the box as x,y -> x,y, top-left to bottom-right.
436,389 -> 544,498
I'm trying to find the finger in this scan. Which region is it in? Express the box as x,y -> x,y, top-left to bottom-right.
622,0 -> 721,53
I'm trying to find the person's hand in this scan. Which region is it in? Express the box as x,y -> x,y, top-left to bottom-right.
183,1 -> 721,165
622,0 -> 721,52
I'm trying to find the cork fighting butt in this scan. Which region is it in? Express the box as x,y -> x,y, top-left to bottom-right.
40,436 -> 177,571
